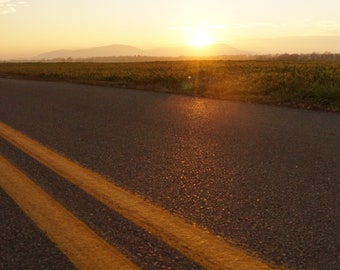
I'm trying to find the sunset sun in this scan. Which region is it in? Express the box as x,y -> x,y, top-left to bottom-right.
188,29 -> 214,47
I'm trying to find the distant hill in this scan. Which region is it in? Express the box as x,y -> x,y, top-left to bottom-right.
145,44 -> 246,57
35,44 -> 144,59
34,43 -> 247,60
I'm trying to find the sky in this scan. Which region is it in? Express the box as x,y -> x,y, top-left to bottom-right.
1,0 -> 340,59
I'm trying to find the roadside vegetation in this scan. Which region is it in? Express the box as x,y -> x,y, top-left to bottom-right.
0,60 -> 339,111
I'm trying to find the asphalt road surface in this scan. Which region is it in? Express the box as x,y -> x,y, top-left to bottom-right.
0,78 -> 339,269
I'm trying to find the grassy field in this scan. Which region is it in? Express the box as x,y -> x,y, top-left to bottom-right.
0,61 -> 339,112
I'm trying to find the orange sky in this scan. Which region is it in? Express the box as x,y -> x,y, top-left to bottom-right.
1,0 -> 339,59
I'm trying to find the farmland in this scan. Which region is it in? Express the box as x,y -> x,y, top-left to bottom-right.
0,60 -> 339,111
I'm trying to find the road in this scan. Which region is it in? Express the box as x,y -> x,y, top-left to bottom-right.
0,78 -> 339,269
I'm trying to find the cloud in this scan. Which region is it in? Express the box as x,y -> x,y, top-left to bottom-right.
0,0 -> 15,15
0,0 -> 28,15
18,1 -> 28,6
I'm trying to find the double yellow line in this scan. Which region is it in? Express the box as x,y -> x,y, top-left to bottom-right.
0,121 -> 275,269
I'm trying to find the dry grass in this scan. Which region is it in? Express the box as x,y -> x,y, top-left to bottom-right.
0,60 -> 339,111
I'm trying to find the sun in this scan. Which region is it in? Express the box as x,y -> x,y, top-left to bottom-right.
188,28 -> 214,47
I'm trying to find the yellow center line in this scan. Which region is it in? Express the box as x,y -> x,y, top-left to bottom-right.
0,154 -> 138,270
0,121 -> 276,270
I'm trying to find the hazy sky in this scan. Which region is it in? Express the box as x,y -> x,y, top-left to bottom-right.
1,0 -> 340,59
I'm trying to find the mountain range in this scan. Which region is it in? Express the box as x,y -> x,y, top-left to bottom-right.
33,36 -> 340,60
34,44 -> 246,60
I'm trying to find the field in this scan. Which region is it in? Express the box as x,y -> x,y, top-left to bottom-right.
0,60 -> 339,111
